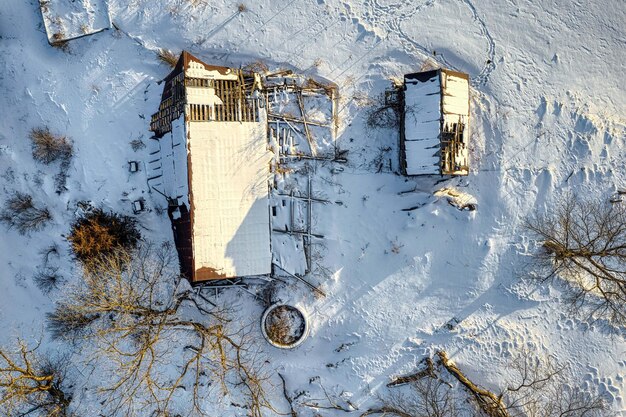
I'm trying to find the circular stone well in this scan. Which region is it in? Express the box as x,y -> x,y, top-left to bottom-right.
261,304 -> 309,349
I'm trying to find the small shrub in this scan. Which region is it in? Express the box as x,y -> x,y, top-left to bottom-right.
34,267 -> 64,294
50,33 -> 69,51
0,192 -> 52,234
68,209 -> 141,263
365,92 -> 401,130
129,138 -> 146,151
29,127 -> 72,164
237,3 -> 247,12
157,49 -> 178,68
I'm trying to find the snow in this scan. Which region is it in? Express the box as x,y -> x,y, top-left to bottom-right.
188,121 -> 272,279
441,72 -> 470,117
40,0 -> 111,43
1,0 -> 625,415
272,233 -> 307,276
404,73 -> 442,175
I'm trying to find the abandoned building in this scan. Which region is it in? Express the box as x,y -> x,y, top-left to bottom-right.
400,69 -> 470,176
148,51 -> 272,283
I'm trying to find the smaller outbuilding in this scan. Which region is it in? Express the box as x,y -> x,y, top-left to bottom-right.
400,69 -> 470,176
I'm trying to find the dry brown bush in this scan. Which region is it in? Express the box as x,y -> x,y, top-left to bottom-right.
68,209 -> 140,262
29,127 -> 72,164
50,33 -> 69,51
266,315 -> 292,345
157,49 -> 179,67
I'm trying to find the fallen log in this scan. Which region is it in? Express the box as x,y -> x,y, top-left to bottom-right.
437,350 -> 510,417
387,357 -> 436,387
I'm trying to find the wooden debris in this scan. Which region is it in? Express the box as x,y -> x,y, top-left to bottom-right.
437,351 -> 510,417
296,90 -> 317,157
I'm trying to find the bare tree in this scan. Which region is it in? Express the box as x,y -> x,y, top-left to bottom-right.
48,245 -> 274,417
524,196 -> 626,326
362,377 -> 459,417
0,339 -> 71,417
364,350 -> 609,417
503,350 -> 608,417
0,192 -> 51,234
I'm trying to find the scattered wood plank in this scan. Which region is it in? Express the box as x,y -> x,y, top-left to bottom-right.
296,90 -> 317,157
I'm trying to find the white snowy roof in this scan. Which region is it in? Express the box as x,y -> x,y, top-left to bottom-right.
403,73 -> 441,175
403,70 -> 470,175
441,72 -> 470,117
187,122 -> 272,280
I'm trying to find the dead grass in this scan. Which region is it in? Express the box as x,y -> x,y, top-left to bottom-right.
157,49 -> 178,68
50,33 -> 69,51
273,163 -> 293,175
266,315 -> 292,344
264,306 -> 305,346
243,60 -> 269,74
419,58 -> 440,72
352,91 -> 375,108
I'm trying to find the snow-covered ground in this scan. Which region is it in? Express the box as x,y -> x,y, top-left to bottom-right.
0,0 -> 624,415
